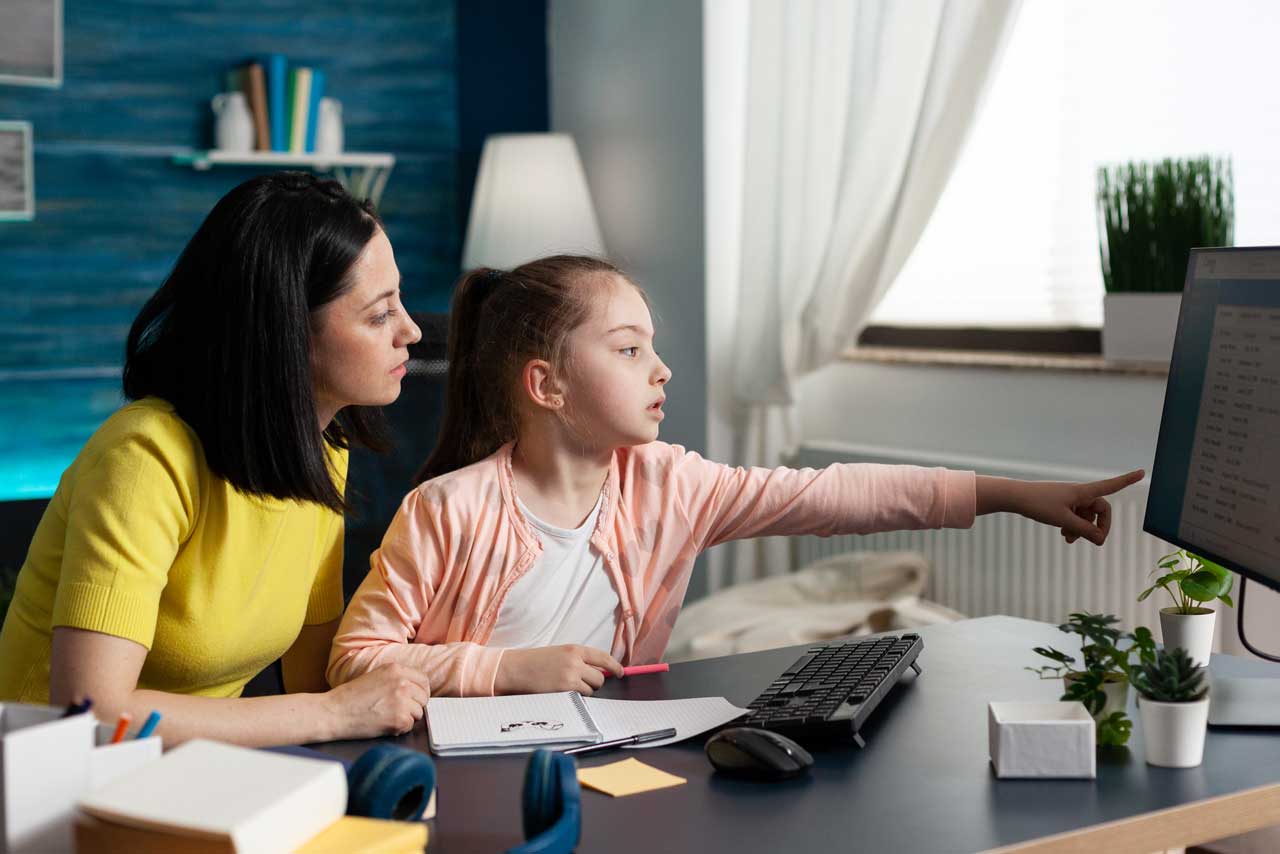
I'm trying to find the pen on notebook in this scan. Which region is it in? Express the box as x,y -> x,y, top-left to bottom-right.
599,663 -> 670,678
562,727 -> 678,756
136,710 -> 161,739
109,712 -> 132,744
61,697 -> 93,718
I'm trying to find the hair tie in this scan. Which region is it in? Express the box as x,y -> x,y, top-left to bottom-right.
484,268 -> 505,283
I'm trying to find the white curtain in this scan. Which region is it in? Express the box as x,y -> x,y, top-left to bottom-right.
710,0 -> 1022,589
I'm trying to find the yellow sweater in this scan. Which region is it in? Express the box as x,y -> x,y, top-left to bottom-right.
0,397 -> 346,702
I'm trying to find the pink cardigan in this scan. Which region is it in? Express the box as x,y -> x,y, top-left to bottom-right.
327,441 -> 975,697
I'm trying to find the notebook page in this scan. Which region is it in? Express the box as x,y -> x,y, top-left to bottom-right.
581,697 -> 748,748
426,692 -> 600,752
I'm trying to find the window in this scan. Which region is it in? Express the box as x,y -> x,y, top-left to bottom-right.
868,0 -> 1280,331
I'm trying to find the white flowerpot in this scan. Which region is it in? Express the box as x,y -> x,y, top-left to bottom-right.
1159,607 -> 1216,668
1139,695 -> 1209,768
1063,673 -> 1130,720
1102,292 -> 1183,362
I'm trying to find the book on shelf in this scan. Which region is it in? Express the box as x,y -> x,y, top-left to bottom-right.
238,62 -> 270,151
266,53 -> 288,152
288,67 -> 313,154
78,739 -> 346,854
304,69 -> 325,153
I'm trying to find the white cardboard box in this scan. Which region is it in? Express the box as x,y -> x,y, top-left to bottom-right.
0,703 -> 97,853
989,701 -> 1096,779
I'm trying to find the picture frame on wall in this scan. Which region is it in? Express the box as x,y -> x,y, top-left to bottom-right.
0,122 -> 36,221
0,0 -> 63,88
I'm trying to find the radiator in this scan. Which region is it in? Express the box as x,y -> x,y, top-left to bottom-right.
787,442 -> 1199,638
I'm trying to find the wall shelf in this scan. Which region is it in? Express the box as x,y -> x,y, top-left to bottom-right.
172,149 -> 395,205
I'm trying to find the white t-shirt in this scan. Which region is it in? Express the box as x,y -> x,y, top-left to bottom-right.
486,494 -> 621,652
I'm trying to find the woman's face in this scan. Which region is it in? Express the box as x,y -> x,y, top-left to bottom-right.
310,228 -> 421,424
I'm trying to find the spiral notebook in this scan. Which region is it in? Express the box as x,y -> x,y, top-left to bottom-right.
425,692 -> 747,756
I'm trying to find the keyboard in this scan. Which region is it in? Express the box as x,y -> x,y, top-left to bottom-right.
740,633 -> 924,748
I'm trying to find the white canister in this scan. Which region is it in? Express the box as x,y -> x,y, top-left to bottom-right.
211,91 -> 254,153
1139,695 -> 1210,768
315,98 -> 344,156
1159,607 -> 1216,668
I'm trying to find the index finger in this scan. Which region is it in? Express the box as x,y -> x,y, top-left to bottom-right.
582,646 -> 624,677
1083,469 -> 1145,499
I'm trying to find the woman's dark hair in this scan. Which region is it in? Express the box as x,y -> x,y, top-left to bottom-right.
123,171 -> 388,512
416,255 -> 643,483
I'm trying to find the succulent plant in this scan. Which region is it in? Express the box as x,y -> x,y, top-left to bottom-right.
1131,647 -> 1208,703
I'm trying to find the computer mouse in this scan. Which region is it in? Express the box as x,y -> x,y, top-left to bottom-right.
705,727 -> 814,781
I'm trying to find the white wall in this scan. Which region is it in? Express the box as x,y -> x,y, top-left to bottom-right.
548,0 -> 707,457
549,0 -> 709,598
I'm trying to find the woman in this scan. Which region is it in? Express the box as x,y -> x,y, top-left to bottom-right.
0,173 -> 430,746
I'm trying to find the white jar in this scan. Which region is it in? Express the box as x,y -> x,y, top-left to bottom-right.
315,97 -> 344,156
211,91 -> 254,153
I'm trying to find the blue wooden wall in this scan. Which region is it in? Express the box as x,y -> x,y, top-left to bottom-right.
0,0 -> 463,499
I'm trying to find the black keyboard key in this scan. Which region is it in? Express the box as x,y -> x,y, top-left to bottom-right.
782,654 -> 816,677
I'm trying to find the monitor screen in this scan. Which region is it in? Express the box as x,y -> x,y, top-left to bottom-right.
1145,247 -> 1280,593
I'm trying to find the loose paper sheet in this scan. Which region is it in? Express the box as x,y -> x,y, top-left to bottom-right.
581,696 -> 747,747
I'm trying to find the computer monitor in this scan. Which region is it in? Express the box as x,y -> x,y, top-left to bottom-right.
1144,246 -> 1280,724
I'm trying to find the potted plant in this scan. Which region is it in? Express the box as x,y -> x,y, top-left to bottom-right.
1138,549 -> 1233,667
1096,155 -> 1233,362
1027,613 -> 1142,747
1131,646 -> 1210,768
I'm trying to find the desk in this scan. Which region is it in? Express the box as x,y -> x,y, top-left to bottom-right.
316,616 -> 1280,853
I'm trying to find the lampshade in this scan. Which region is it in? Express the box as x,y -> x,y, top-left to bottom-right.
462,133 -> 606,270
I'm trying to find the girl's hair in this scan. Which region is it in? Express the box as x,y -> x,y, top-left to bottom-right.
416,254 -> 639,483
123,171 -> 389,513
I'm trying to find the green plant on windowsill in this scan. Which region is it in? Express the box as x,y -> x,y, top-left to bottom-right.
1026,612 -> 1154,747
1097,155 -> 1234,293
1138,550 -> 1234,613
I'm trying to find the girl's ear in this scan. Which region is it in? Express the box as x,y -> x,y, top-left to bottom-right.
522,358 -> 566,411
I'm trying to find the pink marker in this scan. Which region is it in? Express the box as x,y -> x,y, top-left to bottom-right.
600,663 -> 670,678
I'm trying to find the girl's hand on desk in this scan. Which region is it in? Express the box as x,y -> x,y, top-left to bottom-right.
324,663 -> 431,739
976,469 -> 1145,546
495,645 -> 624,696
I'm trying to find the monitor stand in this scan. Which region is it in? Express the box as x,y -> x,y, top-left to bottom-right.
1208,579 -> 1280,727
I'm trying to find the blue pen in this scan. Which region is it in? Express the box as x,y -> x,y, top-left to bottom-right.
136,710 -> 161,739
61,697 -> 93,718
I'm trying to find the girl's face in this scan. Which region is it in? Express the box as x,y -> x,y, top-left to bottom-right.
562,274 -> 672,447
310,229 -> 422,423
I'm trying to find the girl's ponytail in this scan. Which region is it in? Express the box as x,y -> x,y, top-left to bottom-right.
414,254 -> 634,485
415,268 -> 508,483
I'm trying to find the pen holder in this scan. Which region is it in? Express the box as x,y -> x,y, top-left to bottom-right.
0,702 -> 97,854
90,722 -> 161,790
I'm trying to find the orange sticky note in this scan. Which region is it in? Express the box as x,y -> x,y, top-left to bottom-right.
576,757 -> 687,797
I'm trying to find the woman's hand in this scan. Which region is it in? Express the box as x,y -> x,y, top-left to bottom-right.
323,663 -> 431,740
976,469 -> 1145,546
495,645 -> 625,696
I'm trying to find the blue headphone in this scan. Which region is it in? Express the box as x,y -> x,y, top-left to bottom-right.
507,749 -> 581,854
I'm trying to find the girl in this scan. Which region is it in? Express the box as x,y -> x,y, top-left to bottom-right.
327,255 -> 1142,697
0,173 -> 432,745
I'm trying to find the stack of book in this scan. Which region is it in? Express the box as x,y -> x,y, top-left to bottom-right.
73,740 -> 427,854
225,55 -> 326,154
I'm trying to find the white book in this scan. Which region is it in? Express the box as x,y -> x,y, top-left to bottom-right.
426,692 -> 747,756
78,739 -> 346,854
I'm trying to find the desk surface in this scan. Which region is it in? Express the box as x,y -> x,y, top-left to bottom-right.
316,616 -> 1280,853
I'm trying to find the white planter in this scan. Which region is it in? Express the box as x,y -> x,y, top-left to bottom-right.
1159,607 -> 1216,668
1102,292 -> 1183,362
1064,673 -> 1130,720
1139,695 -> 1210,768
